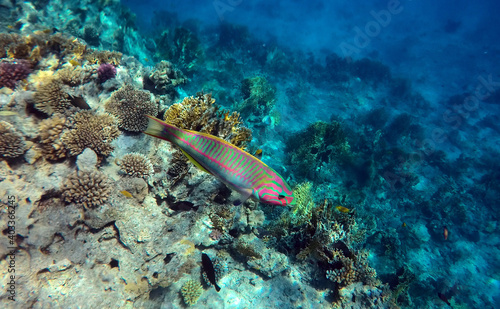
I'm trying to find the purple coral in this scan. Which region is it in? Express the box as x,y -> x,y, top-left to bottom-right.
97,63 -> 116,83
0,60 -> 32,90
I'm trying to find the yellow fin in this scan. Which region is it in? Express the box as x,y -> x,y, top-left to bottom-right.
179,148 -> 211,175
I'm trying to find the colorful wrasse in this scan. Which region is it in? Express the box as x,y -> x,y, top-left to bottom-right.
144,115 -> 295,206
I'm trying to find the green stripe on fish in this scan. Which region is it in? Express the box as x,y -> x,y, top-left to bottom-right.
143,115 -> 295,206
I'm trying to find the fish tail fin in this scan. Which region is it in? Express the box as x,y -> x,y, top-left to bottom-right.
215,284 -> 221,292
143,115 -> 177,143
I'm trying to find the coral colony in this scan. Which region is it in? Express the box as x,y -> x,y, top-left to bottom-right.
0,1 -> 499,309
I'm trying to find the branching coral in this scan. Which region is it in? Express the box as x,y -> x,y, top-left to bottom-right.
38,114 -> 68,160
326,249 -> 377,287
61,110 -> 120,157
0,121 -> 26,158
0,59 -> 32,89
180,279 -> 203,306
62,170 -> 112,209
105,85 -> 158,132
56,65 -> 95,86
143,60 -> 186,95
118,153 -> 154,179
33,78 -> 72,115
163,93 -> 252,149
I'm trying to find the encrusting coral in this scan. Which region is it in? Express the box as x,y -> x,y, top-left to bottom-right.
180,279 -> 203,306
118,153 -> 154,179
61,110 -> 120,157
105,85 -> 158,132
0,121 -> 27,158
38,114 -> 68,160
62,170 -> 112,209
163,92 -> 252,149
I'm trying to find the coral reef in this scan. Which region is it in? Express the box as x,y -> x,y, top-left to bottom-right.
61,110 -> 120,157
285,120 -> 351,181
105,85 -> 158,132
180,279 -> 203,306
238,76 -> 276,117
0,121 -> 26,158
38,114 -> 68,160
0,59 -> 32,89
62,170 -> 112,209
33,78 -> 72,115
118,153 -> 154,179
163,92 -> 252,148
97,63 -> 117,83
143,60 -> 186,95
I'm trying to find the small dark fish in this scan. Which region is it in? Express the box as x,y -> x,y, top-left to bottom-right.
438,292 -> 452,307
201,253 -> 221,292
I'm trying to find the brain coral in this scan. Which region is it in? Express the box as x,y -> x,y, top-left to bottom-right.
181,279 -> 203,306
61,110 -> 120,157
119,153 -> 154,179
105,85 -> 158,132
62,170 -> 112,209
163,93 -> 252,149
0,121 -> 26,158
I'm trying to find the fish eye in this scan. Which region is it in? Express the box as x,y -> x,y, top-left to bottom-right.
278,195 -> 285,199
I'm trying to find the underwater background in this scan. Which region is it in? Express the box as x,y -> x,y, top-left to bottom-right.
1,0 -> 499,308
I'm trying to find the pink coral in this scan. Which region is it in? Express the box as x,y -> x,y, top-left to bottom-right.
0,59 -> 32,89
97,63 -> 116,83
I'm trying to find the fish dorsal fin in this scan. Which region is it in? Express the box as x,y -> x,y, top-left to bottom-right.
179,148 -> 212,175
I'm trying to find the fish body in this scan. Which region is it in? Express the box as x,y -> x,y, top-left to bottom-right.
202,253 -> 221,292
443,226 -> 449,240
144,115 -> 295,206
120,190 -> 133,198
336,205 -> 350,213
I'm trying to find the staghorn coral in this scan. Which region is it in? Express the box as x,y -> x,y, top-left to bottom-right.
61,110 -> 120,157
0,121 -> 26,158
33,78 -> 72,115
38,114 -> 68,160
0,59 -> 32,89
62,170 -> 112,210
105,85 -> 158,132
163,93 -> 252,149
180,279 -> 203,306
143,60 -> 186,95
118,153 -> 154,179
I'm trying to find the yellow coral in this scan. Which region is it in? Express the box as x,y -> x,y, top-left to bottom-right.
181,279 -> 203,306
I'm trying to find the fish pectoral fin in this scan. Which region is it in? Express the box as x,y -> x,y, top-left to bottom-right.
179,149 -> 212,175
232,188 -> 253,206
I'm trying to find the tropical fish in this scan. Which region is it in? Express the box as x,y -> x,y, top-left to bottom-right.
143,115 -> 295,206
438,292 -> 452,307
201,253 -> 221,292
336,205 -> 350,213
0,111 -> 18,116
120,190 -> 133,198
254,148 -> 263,159
402,222 -> 407,228
443,226 -> 449,240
